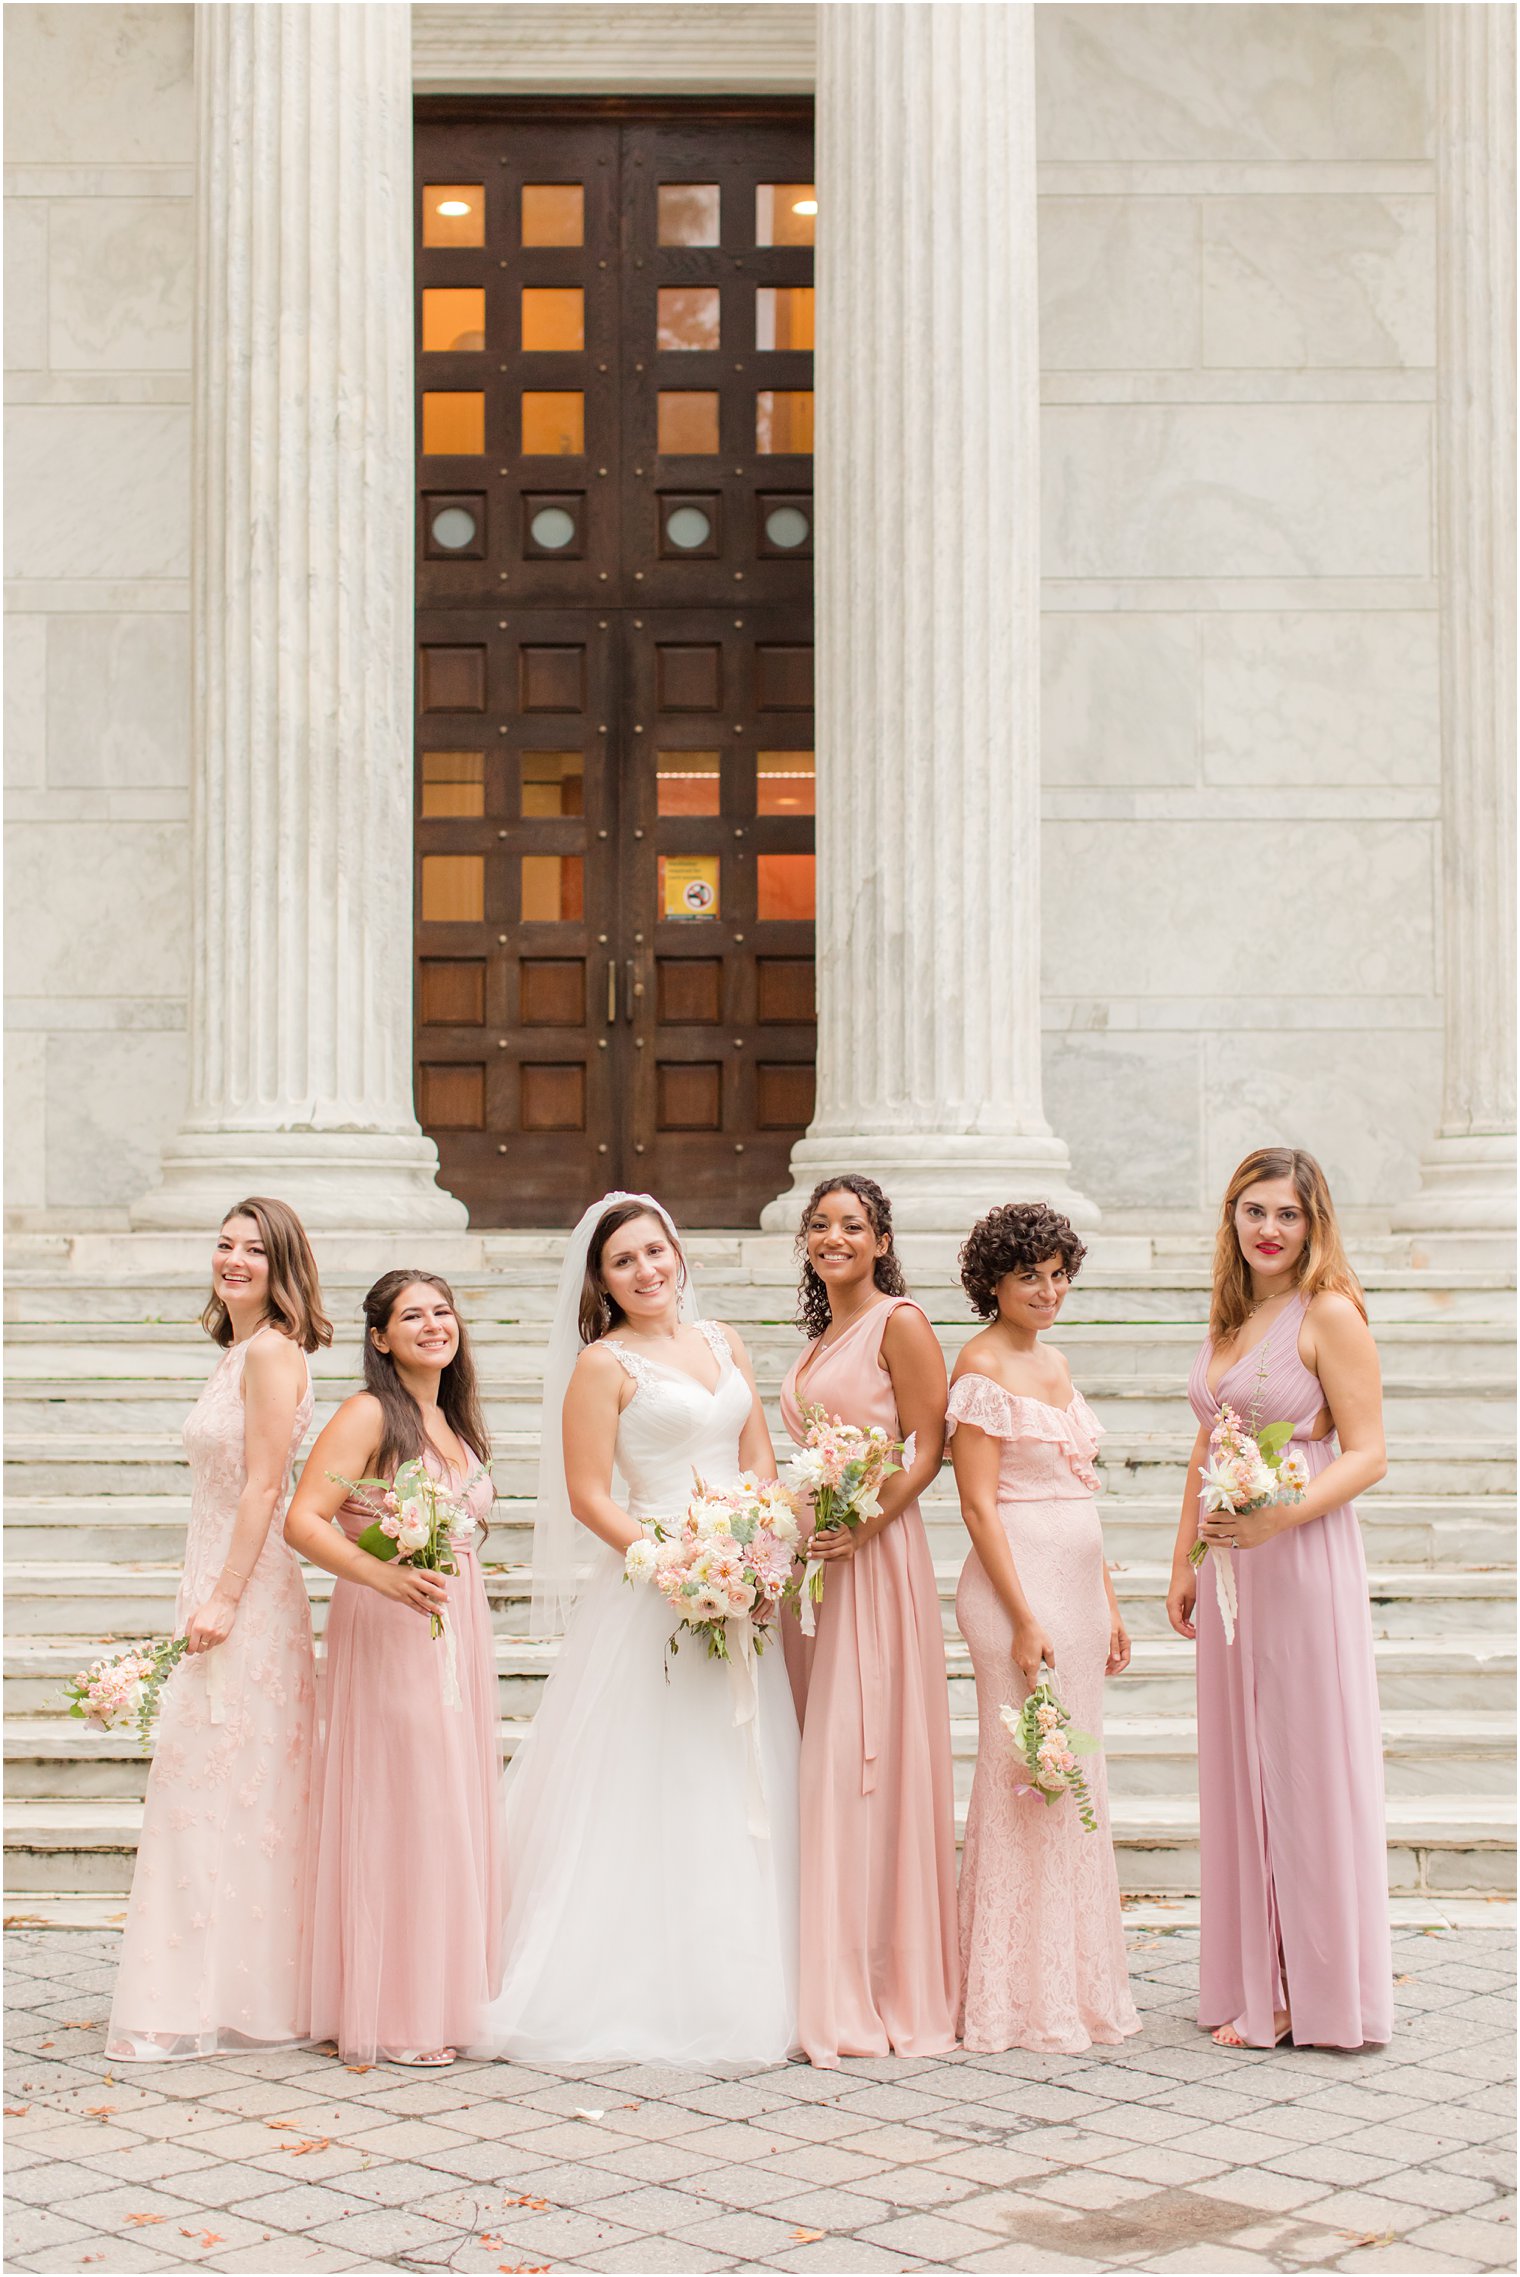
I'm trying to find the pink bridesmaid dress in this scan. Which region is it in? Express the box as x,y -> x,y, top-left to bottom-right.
780,1297 -> 960,2067
950,1373 -> 1139,2055
1189,1292 -> 1392,2048
308,1451 -> 505,2062
108,1328 -> 317,2059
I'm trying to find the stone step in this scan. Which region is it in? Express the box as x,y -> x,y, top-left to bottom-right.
6,1490 -> 1513,1571
5,1791 -> 1509,1898
6,1630 -> 1513,1720
8,1709 -> 1512,1802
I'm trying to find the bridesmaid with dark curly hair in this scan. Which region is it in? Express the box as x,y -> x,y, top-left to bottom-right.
779,1175 -> 959,2067
948,1202 -> 1138,2055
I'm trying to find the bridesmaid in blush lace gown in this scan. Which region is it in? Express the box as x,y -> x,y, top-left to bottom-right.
286,1271 -> 504,2066
779,1177 -> 959,2067
1168,1148 -> 1391,2051
108,1198 -> 330,2061
950,1203 -> 1139,2056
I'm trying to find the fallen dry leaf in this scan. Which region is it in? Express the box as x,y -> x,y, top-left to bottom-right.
344,2063 -> 373,2074
1344,2232 -> 1396,2250
180,2230 -> 225,2250
497,2266 -> 549,2275
283,2136 -> 331,2156
504,2194 -> 549,2212
37,2041 -> 54,2050
84,2105 -> 116,2123
3,2105 -> 28,2117
791,2228 -> 826,2244
478,2236 -> 505,2252
265,2117 -> 299,2130
61,2019 -> 100,2030
124,2213 -> 167,2227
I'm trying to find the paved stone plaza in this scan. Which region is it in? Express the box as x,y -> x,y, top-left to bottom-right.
3,1923 -> 1513,2276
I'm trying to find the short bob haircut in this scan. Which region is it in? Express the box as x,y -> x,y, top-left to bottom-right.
959,1202 -> 1087,1320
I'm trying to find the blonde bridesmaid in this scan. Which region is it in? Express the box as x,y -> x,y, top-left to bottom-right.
286,1272 -> 503,2065
108,1198 -> 329,2060
779,1175 -> 959,2067
1167,1148 -> 1392,2050
950,1203 -> 1139,2056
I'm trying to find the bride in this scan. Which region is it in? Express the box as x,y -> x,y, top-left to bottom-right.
478,1193 -> 800,2066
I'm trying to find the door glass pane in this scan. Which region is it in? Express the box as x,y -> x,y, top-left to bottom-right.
422,289 -> 486,352
522,391 -> 584,455
756,184 -> 816,246
522,288 -> 585,352
755,286 -> 815,350
422,853 -> 485,922
757,852 -> 815,920
521,854 -> 584,920
657,750 -> 721,815
757,749 -> 815,815
659,854 -> 721,920
421,751 -> 486,817
658,392 -> 720,454
521,750 -> 584,816
657,287 -> 720,351
756,390 -> 813,454
658,184 -> 720,246
422,392 -> 485,454
522,184 -> 584,246
424,185 -> 484,248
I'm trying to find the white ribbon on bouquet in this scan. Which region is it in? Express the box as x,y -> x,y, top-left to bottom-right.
438,1603 -> 464,1712
725,1618 -> 769,1840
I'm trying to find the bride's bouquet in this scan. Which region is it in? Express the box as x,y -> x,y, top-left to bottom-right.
328,1454 -> 490,1706
1000,1677 -> 1098,1832
65,1637 -> 189,1753
1190,1404 -> 1309,1644
781,1405 -> 908,1635
623,1470 -> 800,1662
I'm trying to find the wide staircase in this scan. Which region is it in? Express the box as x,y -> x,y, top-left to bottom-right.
4,1230 -> 1515,1922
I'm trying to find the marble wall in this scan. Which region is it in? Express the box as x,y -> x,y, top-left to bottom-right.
3,2 -> 1444,1226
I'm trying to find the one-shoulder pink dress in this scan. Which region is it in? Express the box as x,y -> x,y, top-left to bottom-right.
949,1373 -> 1139,2055
1189,1293 -> 1391,2048
308,1449 -> 505,2062
780,1298 -> 960,2067
108,1329 -> 317,2060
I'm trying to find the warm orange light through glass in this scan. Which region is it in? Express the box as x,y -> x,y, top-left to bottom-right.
756,185 -> 816,246
757,750 -> 815,815
422,289 -> 486,352
422,392 -> 485,454
756,390 -> 813,454
522,288 -> 585,352
424,186 -> 484,247
657,751 -> 722,815
522,392 -> 585,455
522,184 -> 584,246
757,852 -> 816,920
421,751 -> 485,817
755,287 -> 814,351
520,751 -> 585,817
658,392 -> 720,454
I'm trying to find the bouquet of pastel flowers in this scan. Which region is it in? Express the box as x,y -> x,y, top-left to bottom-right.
781,1404 -> 909,1635
1190,1404 -> 1309,1644
1000,1677 -> 1098,1832
65,1637 -> 189,1754
327,1453 -> 490,1707
623,1469 -> 801,1662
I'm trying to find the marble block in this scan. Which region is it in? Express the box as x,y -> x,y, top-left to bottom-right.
2,3 -> 194,166
1043,1030 -> 1203,1210
1042,816 -> 1435,999
1040,197 -> 1199,371
5,819 -> 187,1000
46,1028 -> 187,1209
4,1031 -> 47,1211
46,614 -> 190,788
4,617 -> 47,791
4,200 -> 48,373
4,406 -> 189,580
1201,611 -> 1439,786
1043,612 -> 1198,786
1043,403 -> 1431,579
1203,1026 -> 1444,1208
47,198 -> 193,373
1035,4 -> 1428,164
1203,194 -> 1435,370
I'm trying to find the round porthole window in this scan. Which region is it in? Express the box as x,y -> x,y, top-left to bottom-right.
665,505 -> 713,550
764,505 -> 810,549
430,505 -> 478,550
529,506 -> 577,550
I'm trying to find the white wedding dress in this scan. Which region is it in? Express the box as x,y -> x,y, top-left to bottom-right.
478,1319 -> 801,2067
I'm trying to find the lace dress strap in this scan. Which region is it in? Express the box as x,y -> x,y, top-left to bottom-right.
604,1341 -> 658,1392
695,1319 -> 733,1366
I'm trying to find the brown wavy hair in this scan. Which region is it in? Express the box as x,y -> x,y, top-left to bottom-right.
362,1270 -> 492,1490
959,1203 -> 1087,1320
794,1175 -> 909,1340
578,1200 -> 688,1346
200,1196 -> 332,1353
1210,1147 -> 1366,1345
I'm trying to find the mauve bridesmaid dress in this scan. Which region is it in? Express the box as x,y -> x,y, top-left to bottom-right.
780,1296 -> 960,2067
1189,1292 -> 1392,2048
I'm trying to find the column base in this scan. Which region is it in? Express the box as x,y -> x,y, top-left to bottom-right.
760,1131 -> 1101,1235
1390,1130 -> 1517,1234
130,1127 -> 469,1233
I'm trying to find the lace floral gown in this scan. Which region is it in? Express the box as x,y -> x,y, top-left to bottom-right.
108,1329 -> 317,2060
949,1374 -> 1139,2055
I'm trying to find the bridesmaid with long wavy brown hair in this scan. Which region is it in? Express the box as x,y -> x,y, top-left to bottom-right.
1167,1147 -> 1392,2050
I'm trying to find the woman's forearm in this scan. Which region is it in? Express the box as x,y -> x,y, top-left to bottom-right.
285,1506 -> 389,1591
962,1499 -> 1033,1629
571,1491 -> 643,1557
214,1480 -> 283,1600
1272,1444 -> 1386,1530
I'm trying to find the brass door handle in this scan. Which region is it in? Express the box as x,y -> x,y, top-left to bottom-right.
625,959 -> 639,1021
606,959 -> 617,1024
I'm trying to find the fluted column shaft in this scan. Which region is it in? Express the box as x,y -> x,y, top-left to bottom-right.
135,3 -> 463,1230
1396,4 -> 1516,1236
764,1 -> 1093,1231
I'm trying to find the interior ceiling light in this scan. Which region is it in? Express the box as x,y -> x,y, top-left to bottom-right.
792,199 -> 818,215
437,199 -> 471,216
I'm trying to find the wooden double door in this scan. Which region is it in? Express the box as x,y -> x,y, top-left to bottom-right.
414,103 -> 816,1226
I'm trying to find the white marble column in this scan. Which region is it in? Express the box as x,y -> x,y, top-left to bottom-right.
763,1 -> 1095,1233
134,3 -> 465,1231
1394,4 -> 1516,1236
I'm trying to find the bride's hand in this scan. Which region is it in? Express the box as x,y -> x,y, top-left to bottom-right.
807,1524 -> 857,1563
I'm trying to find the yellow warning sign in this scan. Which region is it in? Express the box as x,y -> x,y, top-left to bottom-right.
662,854 -> 720,920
